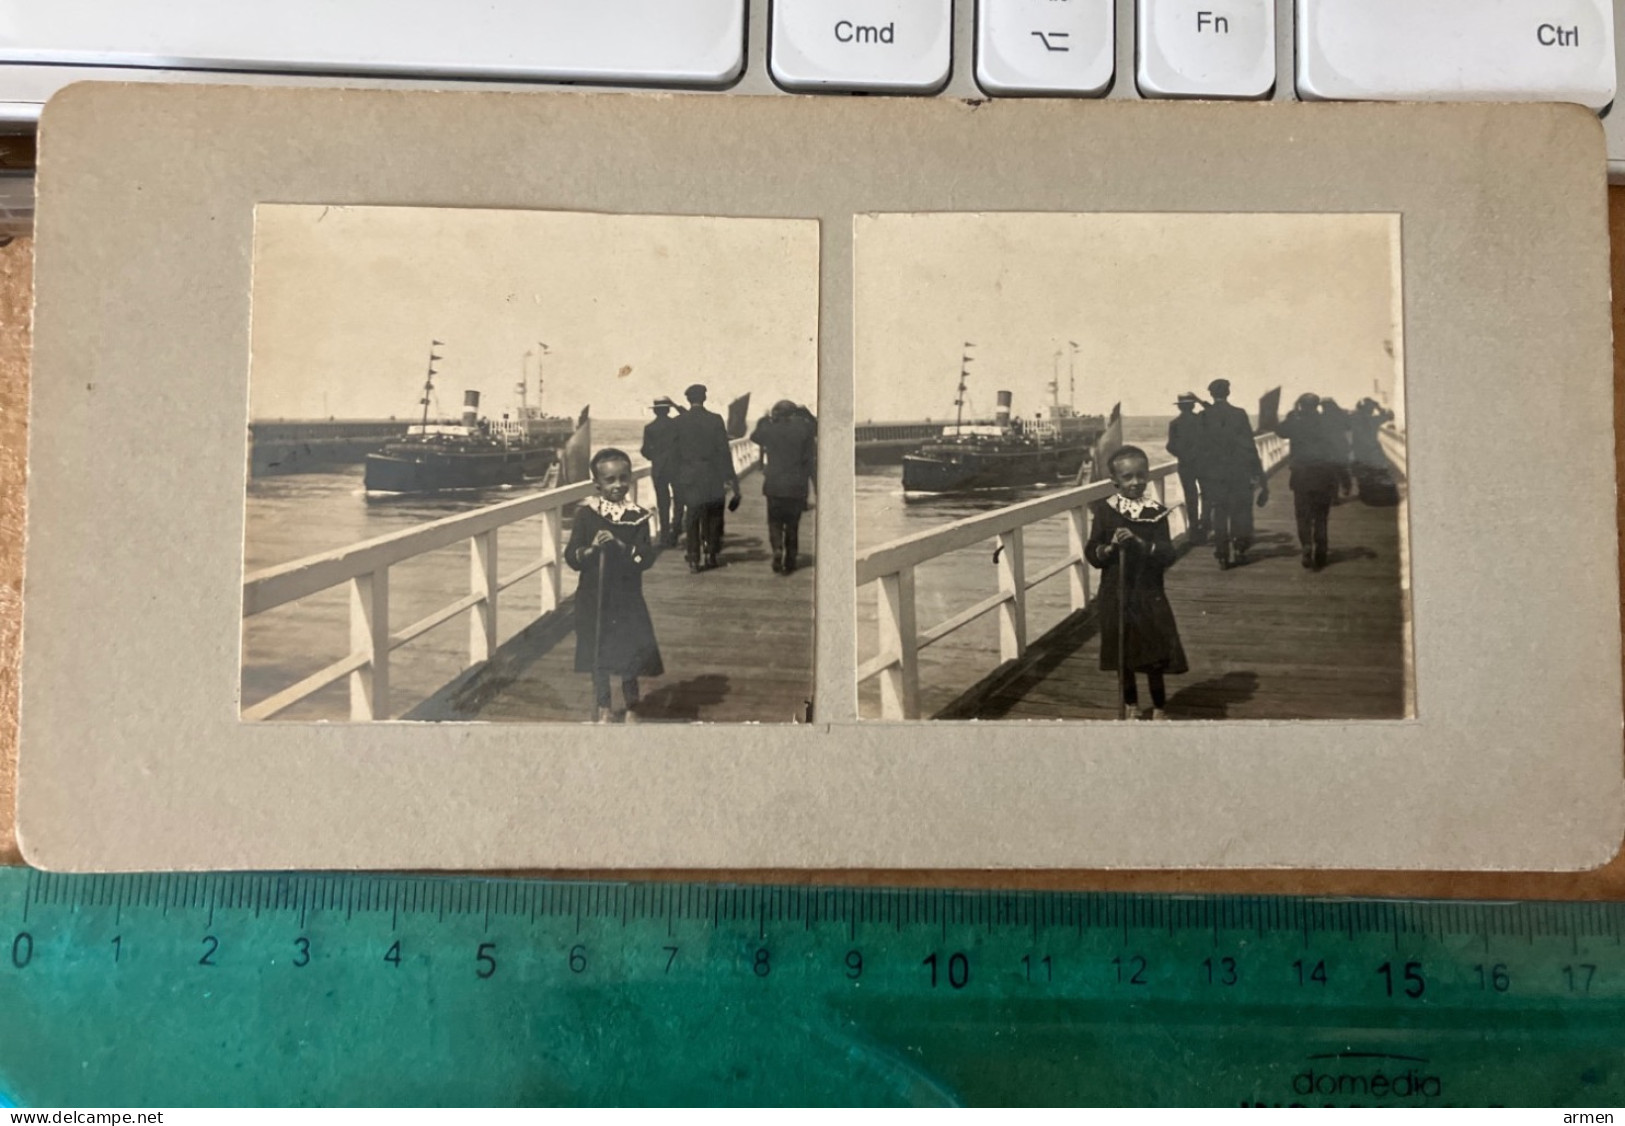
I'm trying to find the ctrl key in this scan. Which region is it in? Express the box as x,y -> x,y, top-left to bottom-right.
771,0 -> 953,92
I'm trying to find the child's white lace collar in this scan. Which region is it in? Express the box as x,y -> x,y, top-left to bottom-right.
1108,493 -> 1165,521
587,496 -> 643,522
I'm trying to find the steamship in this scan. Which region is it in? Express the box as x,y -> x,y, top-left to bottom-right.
901,353 -> 1103,493
363,344 -> 573,494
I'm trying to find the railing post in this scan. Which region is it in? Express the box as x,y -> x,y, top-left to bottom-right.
877,566 -> 920,720
348,568 -> 389,721
1066,505 -> 1089,613
996,527 -> 1027,661
470,529 -> 498,664
539,507 -> 561,616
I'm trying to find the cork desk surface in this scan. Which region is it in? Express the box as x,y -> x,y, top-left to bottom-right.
1,186 -> 1622,896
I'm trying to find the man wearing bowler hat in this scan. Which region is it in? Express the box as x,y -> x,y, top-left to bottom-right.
1200,378 -> 1266,569
1166,392 -> 1211,544
671,382 -> 739,572
640,396 -> 683,548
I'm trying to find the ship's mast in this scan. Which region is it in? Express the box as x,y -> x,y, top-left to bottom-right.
954,342 -> 975,431
1050,349 -> 1062,409
419,339 -> 444,429
1068,341 -> 1080,408
535,341 -> 550,415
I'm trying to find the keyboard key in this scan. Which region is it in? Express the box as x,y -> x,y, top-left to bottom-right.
976,0 -> 1114,96
1297,0 -> 1615,110
0,0 -> 747,87
1137,0 -> 1274,99
771,0 -> 952,93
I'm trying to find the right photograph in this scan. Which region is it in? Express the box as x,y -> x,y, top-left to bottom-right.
854,211 -> 1410,722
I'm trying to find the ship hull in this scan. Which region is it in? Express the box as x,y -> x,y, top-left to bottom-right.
363,446 -> 554,493
902,443 -> 1090,493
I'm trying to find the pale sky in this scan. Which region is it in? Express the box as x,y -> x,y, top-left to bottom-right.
249,206 -> 819,421
854,212 -> 1404,427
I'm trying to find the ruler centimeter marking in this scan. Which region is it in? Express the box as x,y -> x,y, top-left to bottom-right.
3,869 -> 1625,1106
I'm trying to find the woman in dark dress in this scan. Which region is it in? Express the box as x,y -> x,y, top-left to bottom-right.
1085,446 -> 1189,720
564,448 -> 664,723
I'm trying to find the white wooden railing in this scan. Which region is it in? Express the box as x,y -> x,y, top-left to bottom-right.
855,434 -> 1288,720
1379,424 -> 1407,478
242,437 -> 760,721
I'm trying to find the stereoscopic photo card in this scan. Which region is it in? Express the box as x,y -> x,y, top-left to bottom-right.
243,205 -> 819,726
14,86 -> 1621,872
854,211 -> 1410,723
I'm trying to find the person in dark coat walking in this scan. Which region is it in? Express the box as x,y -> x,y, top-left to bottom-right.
564,448 -> 663,723
1349,397 -> 1399,504
750,399 -> 817,574
1199,378 -> 1266,569
1319,396 -> 1354,473
1275,393 -> 1344,571
1085,446 -> 1189,720
1166,391 -> 1211,543
1350,397 -> 1394,472
639,396 -> 683,548
671,382 -> 739,572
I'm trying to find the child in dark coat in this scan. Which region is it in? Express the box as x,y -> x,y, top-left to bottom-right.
564,448 -> 664,723
1085,445 -> 1189,720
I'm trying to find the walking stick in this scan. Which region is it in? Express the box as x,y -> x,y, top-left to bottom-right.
593,546 -> 607,678
1116,537 -> 1128,721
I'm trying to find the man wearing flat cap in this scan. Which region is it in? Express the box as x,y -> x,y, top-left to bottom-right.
1165,392 -> 1211,544
640,396 -> 684,548
671,382 -> 739,572
1200,378 -> 1266,570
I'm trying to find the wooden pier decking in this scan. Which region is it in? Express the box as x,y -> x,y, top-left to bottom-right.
409,481 -> 816,723
936,477 -> 1410,721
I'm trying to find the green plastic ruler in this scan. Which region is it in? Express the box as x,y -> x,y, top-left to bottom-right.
2,869 -> 1624,1106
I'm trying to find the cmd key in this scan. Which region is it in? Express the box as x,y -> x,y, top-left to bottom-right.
771,0 -> 953,93
1297,0 -> 1615,110
0,0 -> 747,86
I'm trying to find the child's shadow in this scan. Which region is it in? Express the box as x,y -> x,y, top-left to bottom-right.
1166,670 -> 1260,720
635,674 -> 732,721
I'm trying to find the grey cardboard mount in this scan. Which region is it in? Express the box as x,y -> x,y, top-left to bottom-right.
17,84 -> 1624,872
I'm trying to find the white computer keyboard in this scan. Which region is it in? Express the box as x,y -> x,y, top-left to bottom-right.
0,0 -> 1622,232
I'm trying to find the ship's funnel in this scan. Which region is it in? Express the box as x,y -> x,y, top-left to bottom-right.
462,390 -> 480,429
996,390 -> 1013,426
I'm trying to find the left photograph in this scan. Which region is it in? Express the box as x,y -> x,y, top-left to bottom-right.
241,205 -> 820,724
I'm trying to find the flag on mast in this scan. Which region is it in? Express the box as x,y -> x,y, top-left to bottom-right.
726,393 -> 751,439
559,405 -> 592,485
1084,402 -> 1123,484
1255,386 -> 1282,435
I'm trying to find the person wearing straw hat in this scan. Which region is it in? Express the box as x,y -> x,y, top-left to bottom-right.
640,395 -> 683,548
1165,391 -> 1211,544
1200,378 -> 1266,570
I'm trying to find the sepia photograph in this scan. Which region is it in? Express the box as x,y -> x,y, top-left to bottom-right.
855,211 -> 1409,722
241,205 -> 819,724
